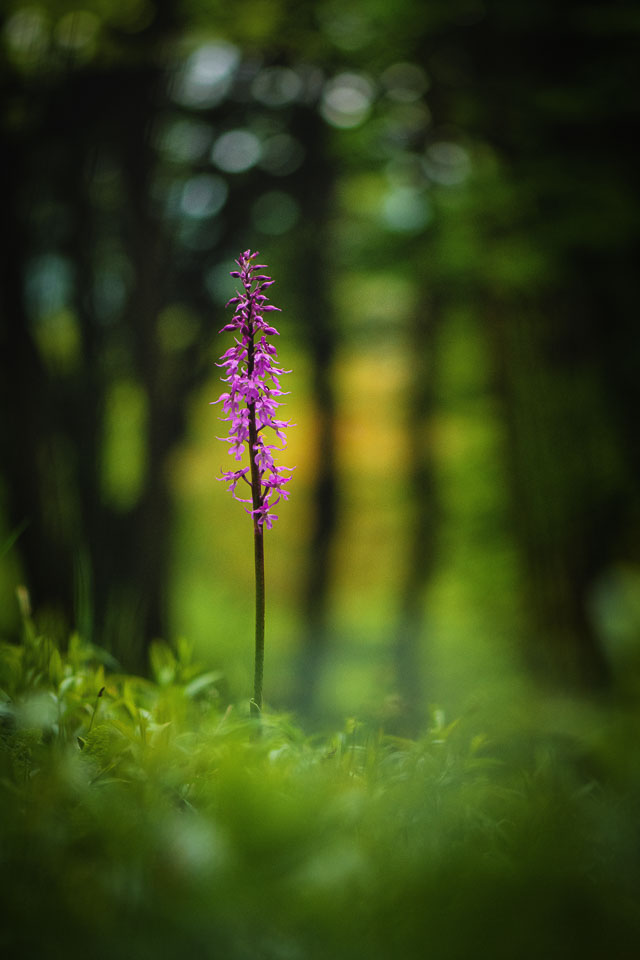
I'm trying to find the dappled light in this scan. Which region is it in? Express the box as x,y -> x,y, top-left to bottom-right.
3,6 -> 50,62
180,173 -> 228,218
25,253 -> 74,321
424,140 -> 472,185
172,42 -> 240,109
258,133 -> 305,176
1,0 -> 640,955
381,186 -> 432,232
320,72 -> 375,128
211,129 -> 262,173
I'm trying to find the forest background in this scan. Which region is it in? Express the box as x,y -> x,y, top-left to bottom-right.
1,0 -> 639,731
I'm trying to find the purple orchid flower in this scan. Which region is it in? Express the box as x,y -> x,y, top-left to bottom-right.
213,250 -> 293,529
213,249 -> 294,713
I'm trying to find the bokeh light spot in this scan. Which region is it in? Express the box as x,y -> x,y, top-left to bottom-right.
54,10 -> 100,54
316,4 -> 375,51
382,188 -> 432,233
211,130 -> 262,173
180,175 -> 228,218
252,67 -> 302,107
381,62 -> 429,102
211,130 -> 261,174
424,142 -> 472,185
160,119 -> 212,163
4,6 -> 49,60
205,260 -> 239,305
26,254 -> 74,320
173,42 -> 239,109
109,0 -> 155,34
258,134 -> 305,176
385,153 -> 428,189
321,73 -> 375,129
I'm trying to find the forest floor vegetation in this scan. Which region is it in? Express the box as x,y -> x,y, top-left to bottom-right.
1,613 -> 640,959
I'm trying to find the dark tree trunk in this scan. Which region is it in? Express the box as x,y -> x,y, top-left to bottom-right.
0,3 -> 188,670
425,1 -> 640,692
487,296 -> 615,691
291,114 -> 339,715
0,137 -> 76,636
392,289 -> 442,735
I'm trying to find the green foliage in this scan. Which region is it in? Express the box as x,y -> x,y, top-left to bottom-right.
2,624 -> 640,958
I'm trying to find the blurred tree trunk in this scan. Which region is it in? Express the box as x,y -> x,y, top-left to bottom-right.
484,27 -> 638,690
0,4 -> 188,671
392,288 -> 441,734
291,113 -> 339,715
426,0 -> 640,691
487,296 -> 615,689
88,65 -> 180,671
0,137 -> 76,633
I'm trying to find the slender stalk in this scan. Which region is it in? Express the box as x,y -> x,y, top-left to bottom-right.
248,407 -> 265,714
247,312 -> 265,714
215,250 -> 292,716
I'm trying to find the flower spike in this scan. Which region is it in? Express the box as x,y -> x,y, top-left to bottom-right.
214,251 -> 294,529
213,250 -> 294,713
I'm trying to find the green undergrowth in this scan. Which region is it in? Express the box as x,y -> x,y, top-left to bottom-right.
1,619 -> 640,959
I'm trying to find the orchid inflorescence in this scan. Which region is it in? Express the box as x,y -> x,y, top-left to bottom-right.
214,250 -> 293,530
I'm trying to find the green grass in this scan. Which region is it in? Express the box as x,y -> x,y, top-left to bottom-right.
2,617 -> 640,959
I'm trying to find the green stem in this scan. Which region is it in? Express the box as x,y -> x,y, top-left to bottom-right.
246,310 -> 265,715
252,522 -> 265,714
248,409 -> 265,714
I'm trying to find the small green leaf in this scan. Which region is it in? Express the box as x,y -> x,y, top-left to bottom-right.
183,671 -> 223,700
